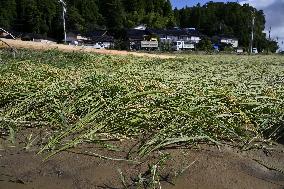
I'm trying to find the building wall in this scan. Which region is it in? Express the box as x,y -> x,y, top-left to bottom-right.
190,36 -> 201,43
220,38 -> 238,48
159,34 -> 200,44
33,39 -> 56,44
102,42 -> 112,48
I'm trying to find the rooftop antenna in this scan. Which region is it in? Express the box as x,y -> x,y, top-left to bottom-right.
59,0 -> 67,43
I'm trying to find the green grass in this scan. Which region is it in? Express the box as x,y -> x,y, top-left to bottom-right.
0,49 -> 284,157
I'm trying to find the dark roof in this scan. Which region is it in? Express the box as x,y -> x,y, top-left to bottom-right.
84,30 -> 114,42
125,28 -> 203,41
147,29 -> 187,36
11,31 -> 23,38
88,36 -> 114,43
147,28 -> 201,37
86,30 -> 108,37
184,28 -> 201,36
21,33 -> 56,41
67,30 -> 81,35
67,30 -> 110,39
126,29 -> 150,40
216,34 -> 238,40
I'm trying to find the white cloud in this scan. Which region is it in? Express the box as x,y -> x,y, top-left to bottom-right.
240,0 -> 284,51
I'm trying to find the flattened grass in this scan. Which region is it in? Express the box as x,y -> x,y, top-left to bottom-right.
1,49 -> 284,157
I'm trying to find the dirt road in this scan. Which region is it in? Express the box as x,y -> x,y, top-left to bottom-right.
0,38 -> 176,59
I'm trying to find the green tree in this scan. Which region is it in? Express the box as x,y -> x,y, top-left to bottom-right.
197,37 -> 213,51
99,0 -> 125,29
175,2 -> 273,51
1,0 -> 277,52
0,0 -> 17,29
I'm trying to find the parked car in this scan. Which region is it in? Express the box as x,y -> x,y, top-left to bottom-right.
252,48 -> 258,54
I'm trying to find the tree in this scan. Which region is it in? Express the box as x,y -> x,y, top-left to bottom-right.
197,37 -> 213,51
66,6 -> 84,32
1,0 -> 278,52
99,0 -> 125,30
174,2 -> 273,51
266,40 -> 279,53
0,0 -> 17,29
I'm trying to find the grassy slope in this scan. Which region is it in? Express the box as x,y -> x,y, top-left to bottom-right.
0,49 -> 284,156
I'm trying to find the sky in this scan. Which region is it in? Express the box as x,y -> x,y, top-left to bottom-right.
171,0 -> 284,51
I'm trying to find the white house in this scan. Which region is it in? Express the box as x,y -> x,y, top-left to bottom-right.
220,36 -> 238,48
66,32 -> 88,45
66,30 -> 114,49
84,30 -> 114,49
147,28 -> 201,50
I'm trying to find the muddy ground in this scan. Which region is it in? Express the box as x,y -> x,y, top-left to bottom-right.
0,136 -> 284,189
1,38 -> 284,189
0,41 -> 284,188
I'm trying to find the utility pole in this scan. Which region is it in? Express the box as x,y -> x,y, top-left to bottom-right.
59,0 -> 67,43
266,27 -> 272,54
250,11 -> 255,54
269,26 -> 271,40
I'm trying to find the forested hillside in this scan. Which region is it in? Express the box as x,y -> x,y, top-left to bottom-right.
0,0 -> 174,38
174,2 -> 277,52
0,0 -> 278,50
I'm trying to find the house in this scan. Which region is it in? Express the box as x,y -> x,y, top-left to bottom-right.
21,33 -> 56,44
66,31 -> 88,45
126,29 -> 153,50
212,35 -> 239,51
147,28 -> 201,50
147,28 -> 201,43
218,35 -> 238,48
84,30 -> 114,49
125,25 -> 203,50
147,29 -> 183,42
183,28 -> 202,44
66,30 -> 114,49
126,28 -> 159,50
